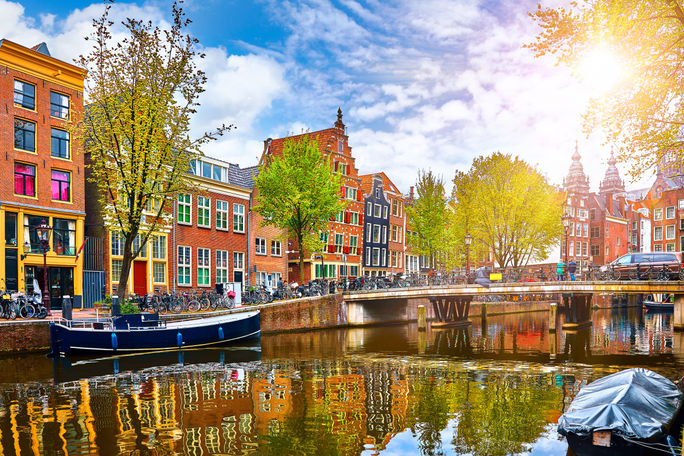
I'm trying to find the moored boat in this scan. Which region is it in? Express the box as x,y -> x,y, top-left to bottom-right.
644,294 -> 674,312
558,368 -> 682,456
49,311 -> 260,356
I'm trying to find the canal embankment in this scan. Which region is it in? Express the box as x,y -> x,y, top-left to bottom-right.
0,293 -> 561,354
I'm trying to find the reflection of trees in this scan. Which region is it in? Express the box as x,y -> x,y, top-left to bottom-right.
408,374 -> 450,456
451,373 -> 561,456
259,416 -> 341,456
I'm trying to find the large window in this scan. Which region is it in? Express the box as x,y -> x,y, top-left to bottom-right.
51,170 -> 71,201
153,262 -> 165,284
14,119 -> 35,152
216,200 -> 229,230
256,238 -> 266,255
392,199 -> 401,217
233,204 -> 245,232
654,208 -> 663,221
111,260 -> 122,283
23,215 -> 44,253
111,232 -> 123,256
51,128 -> 70,159
666,225 -> 675,240
373,204 -> 381,217
654,226 -> 663,241
14,163 -> 35,197
5,212 -> 17,246
233,252 -> 244,270
50,91 -> 69,119
350,235 -> 358,255
666,206 -> 675,219
14,80 -> 35,110
335,233 -> 344,253
131,235 -> 147,258
197,196 -> 210,227
178,194 -> 191,224
216,250 -> 229,283
152,235 -> 166,259
177,246 -> 191,286
271,240 -> 281,256
372,248 -> 380,266
53,218 -> 75,255
197,248 -> 210,286
373,225 -> 381,243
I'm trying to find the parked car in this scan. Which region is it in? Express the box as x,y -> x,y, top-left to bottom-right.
601,252 -> 683,280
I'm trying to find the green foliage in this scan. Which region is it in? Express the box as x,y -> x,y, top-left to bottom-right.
75,2 -> 229,300
254,135 -> 346,282
120,300 -> 140,315
405,170 -> 450,269
527,1 -> 684,179
453,152 -> 562,268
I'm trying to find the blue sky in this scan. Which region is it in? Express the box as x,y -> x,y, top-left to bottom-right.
1,0 -> 643,193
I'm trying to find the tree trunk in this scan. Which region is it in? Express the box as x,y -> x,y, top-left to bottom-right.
297,232 -> 306,284
116,235 -> 135,301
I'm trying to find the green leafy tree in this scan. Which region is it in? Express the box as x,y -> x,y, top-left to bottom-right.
75,3 -> 229,300
453,153 -> 562,268
527,1 -> 684,179
406,170 -> 449,271
254,135 -> 346,283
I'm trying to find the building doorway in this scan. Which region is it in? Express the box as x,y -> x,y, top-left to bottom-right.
133,261 -> 147,296
25,266 -> 74,309
4,249 -> 18,292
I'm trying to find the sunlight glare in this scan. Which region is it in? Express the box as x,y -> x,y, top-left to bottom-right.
577,47 -> 625,95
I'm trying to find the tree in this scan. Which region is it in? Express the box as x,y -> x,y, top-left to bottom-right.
453,153 -> 562,268
527,1 -> 684,179
75,3 -> 229,300
254,135 -> 346,283
405,170 -> 449,270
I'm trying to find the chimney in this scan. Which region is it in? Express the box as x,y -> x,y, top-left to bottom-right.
606,193 -> 614,216
409,186 -> 415,200
263,138 -> 272,154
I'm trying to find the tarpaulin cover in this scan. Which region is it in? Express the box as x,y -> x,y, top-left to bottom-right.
557,368 -> 682,439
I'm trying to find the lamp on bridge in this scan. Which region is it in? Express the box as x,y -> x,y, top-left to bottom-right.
465,233 -> 473,281
561,214 -> 571,281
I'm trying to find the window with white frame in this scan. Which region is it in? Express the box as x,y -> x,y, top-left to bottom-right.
178,194 -> 191,224
345,187 -> 357,200
216,250 -> 229,284
256,271 -> 268,286
569,242 -> 574,256
366,223 -> 371,240
197,248 -> 210,286
679,199 -> 684,210
666,206 -> 675,219
349,212 -> 359,225
152,235 -> 166,259
111,232 -> 122,256
271,240 -> 281,256
111,259 -> 122,283
655,244 -> 663,252
255,238 -> 266,255
372,247 -> 380,266
569,223 -> 574,237
667,243 -> 675,252
374,204 -> 381,217
582,242 -> 588,256
153,263 -> 165,284
583,224 -> 588,237
335,211 -> 344,222
383,206 -> 388,219
233,252 -> 244,270
366,247 -> 371,266
373,225 -> 381,243
178,246 -> 191,285
233,203 -> 245,232
654,226 -> 663,241
320,232 -> 328,244
367,202 -> 372,215
216,200 -> 229,230
198,196 -> 210,227
270,272 -> 282,287
667,225 -> 675,240
654,208 -> 663,221
335,233 -> 344,253
381,248 -> 387,266
350,235 -> 358,255
382,225 -> 387,243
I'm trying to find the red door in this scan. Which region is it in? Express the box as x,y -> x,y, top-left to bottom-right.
133,262 -> 147,296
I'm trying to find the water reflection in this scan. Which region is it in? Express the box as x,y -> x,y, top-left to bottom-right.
0,307 -> 680,455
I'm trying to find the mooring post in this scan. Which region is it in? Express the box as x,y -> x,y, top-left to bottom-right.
549,302 -> 557,332
481,302 -> 487,323
417,305 -> 426,331
674,295 -> 684,331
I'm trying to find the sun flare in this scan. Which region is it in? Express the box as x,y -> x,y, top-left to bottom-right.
577,47 -> 626,95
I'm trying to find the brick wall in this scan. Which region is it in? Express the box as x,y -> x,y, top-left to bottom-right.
249,186 -> 289,286
0,321 -> 50,353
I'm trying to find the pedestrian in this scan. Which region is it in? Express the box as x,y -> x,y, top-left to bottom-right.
568,260 -> 577,281
556,261 -> 565,281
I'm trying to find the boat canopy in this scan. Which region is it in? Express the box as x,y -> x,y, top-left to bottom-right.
558,368 -> 682,439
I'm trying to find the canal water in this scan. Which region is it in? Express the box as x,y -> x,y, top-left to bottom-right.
0,306 -> 681,455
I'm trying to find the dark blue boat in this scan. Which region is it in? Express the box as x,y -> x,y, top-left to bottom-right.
49,311 -> 260,356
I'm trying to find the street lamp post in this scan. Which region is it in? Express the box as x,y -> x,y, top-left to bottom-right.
561,214 -> 571,281
465,233 -> 473,282
35,219 -> 52,316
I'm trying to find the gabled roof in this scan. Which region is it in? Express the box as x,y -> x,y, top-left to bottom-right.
359,172 -> 403,197
228,164 -> 258,190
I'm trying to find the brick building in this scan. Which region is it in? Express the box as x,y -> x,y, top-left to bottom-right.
262,109 -> 364,282
0,40 -> 87,308
359,173 -> 406,277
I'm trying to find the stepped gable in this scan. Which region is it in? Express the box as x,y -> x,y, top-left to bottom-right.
599,149 -> 625,194
563,142 -> 590,193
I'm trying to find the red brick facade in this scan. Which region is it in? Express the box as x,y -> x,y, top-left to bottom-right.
248,184 -> 289,287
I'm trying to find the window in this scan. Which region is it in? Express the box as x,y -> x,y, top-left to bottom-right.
338,140 -> 343,154
569,242 -> 574,256
14,163 -> 35,197
178,194 -> 191,224
367,202 -> 372,215
679,199 -> 684,210
582,242 -> 588,257
667,225 -> 675,240
256,271 -> 268,286
152,235 -> 166,259
51,170 -> 70,201
654,208 -> 663,221
654,226 -> 663,241
372,248 -> 380,266
14,119 -> 35,152
349,212 -> 359,225
197,196 -> 210,227
178,246 -> 191,286
590,209 -> 596,220
14,80 -> 35,110
373,225 -> 381,243
233,252 -> 244,270
131,235 -> 147,258
569,223 -> 574,237
335,211 -> 344,223
374,204 -> 381,217
382,225 -> 387,243
233,204 -> 245,232
270,240 -> 281,256
5,213 -> 17,246
111,232 -> 123,256
575,223 -> 581,237
392,199 -> 401,217
666,206 -> 675,219
578,209 -> 588,219
667,243 -> 675,252
681,219 -> 684,231
53,218 -> 75,255
383,206 -> 388,219
111,260 -> 122,283
375,188 -> 381,198
335,233 -> 344,253
216,200 -> 229,230
320,232 -> 328,244
345,187 -> 357,200
583,224 -> 588,237
51,128 -> 70,159
366,223 -> 371,240
382,248 -> 387,266
337,162 -> 348,175
350,235 -> 358,255
256,238 -> 266,255
655,244 -> 663,252
366,247 -> 371,266
216,250 -> 229,284
591,226 -> 600,238
681,237 -> 684,252
50,91 -> 69,119
197,248 -> 210,286
350,265 -> 359,276
153,263 -> 165,283
591,244 -> 600,256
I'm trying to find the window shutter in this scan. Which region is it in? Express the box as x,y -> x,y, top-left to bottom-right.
344,212 -> 350,224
